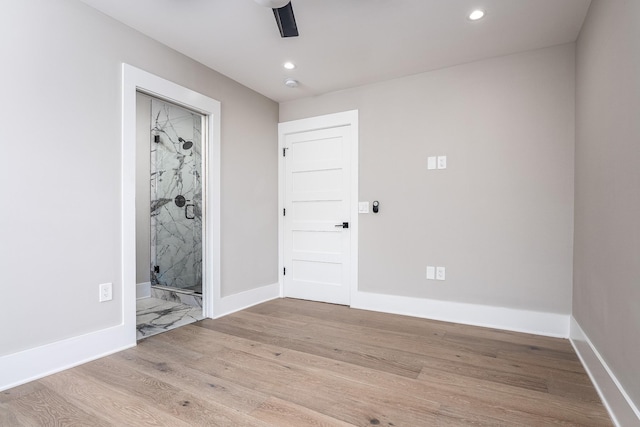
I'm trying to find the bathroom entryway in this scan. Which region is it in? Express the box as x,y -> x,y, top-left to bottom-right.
135,93 -> 207,339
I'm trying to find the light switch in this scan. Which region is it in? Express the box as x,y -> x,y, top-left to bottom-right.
427,156 -> 437,170
359,202 -> 369,214
426,266 -> 435,280
436,267 -> 446,281
437,156 -> 447,169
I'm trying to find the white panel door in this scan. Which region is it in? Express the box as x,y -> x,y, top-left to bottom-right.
283,125 -> 352,305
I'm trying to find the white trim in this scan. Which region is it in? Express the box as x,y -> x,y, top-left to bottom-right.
351,291 -> 570,338
136,282 -> 151,300
214,283 -> 280,318
570,317 -> 640,427
122,64 -> 221,321
348,113 -> 359,304
278,110 -> 359,303
278,123 -> 285,298
0,325 -> 134,392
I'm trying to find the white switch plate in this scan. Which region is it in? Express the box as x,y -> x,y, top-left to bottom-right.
426,266 -> 435,280
359,201 -> 369,214
99,282 -> 113,302
427,156 -> 437,170
436,267 -> 446,281
437,156 -> 447,169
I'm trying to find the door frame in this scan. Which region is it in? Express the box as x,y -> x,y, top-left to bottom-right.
278,110 -> 359,305
122,64 -> 221,343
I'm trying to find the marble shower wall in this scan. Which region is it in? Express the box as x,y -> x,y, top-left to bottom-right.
150,99 -> 202,292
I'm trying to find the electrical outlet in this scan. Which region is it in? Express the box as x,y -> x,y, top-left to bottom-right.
359,201 -> 369,214
436,267 -> 446,281
99,282 -> 113,302
427,156 -> 437,170
437,156 -> 447,169
426,266 -> 435,280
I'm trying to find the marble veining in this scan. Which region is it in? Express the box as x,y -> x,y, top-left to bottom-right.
149,99 -> 203,292
136,297 -> 204,340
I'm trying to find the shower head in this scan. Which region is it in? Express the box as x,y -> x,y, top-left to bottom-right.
178,137 -> 193,150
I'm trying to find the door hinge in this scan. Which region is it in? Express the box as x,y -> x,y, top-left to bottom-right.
282,147 -> 288,157
283,208 -> 286,216
283,267 -> 286,275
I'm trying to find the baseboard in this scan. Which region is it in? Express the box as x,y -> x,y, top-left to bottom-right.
214,282 -> 279,319
0,323 -> 135,392
136,281 -> 151,300
351,291 -> 569,338
570,317 -> 640,426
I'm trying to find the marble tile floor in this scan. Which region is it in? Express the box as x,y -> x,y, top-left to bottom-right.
136,297 -> 204,340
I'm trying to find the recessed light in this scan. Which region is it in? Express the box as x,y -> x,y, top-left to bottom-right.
468,9 -> 485,21
283,62 -> 296,70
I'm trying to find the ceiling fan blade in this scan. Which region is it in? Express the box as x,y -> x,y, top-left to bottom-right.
273,2 -> 298,38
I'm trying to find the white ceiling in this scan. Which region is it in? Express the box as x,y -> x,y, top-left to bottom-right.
80,0 -> 591,103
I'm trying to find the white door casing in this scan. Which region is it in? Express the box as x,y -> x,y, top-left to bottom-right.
123,64 -> 221,329
278,111 -> 358,305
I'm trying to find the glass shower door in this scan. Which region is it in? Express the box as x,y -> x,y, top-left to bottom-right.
149,99 -> 203,293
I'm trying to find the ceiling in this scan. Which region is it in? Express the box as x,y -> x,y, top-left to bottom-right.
80,0 -> 591,103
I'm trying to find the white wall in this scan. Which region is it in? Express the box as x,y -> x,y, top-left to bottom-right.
280,44 -> 575,315
0,0 -> 278,357
574,0 -> 640,414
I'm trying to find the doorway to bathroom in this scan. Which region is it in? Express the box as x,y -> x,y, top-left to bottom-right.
136,93 -> 206,339
122,64 -> 221,345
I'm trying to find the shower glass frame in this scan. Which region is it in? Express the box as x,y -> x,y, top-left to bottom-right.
148,97 -> 207,295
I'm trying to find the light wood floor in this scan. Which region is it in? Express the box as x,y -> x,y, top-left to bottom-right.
1,298 -> 612,426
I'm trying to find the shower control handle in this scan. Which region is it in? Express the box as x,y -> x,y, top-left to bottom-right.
185,204 -> 195,220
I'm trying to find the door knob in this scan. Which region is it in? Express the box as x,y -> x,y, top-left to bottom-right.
334,222 -> 349,229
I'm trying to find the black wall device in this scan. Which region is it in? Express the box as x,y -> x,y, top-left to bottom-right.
372,201 -> 379,213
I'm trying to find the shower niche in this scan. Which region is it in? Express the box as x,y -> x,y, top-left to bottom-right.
149,98 -> 203,295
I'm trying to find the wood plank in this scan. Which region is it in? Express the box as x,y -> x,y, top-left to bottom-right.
6,383 -> 112,427
196,314 -> 425,378
547,377 -> 604,403
115,338 -> 270,414
417,365 -> 612,426
246,299 -> 450,340
77,355 -> 271,427
0,402 -> 25,426
38,369 -> 193,427
251,397 -> 353,427
184,342 -> 444,425
0,381 -> 47,403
